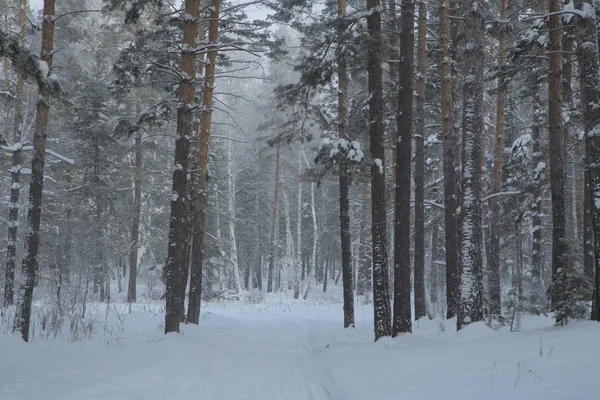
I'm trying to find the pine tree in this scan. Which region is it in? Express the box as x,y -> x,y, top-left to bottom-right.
367,0 -> 392,340
13,0 -> 57,342
457,0 -> 484,330
392,0 -> 414,336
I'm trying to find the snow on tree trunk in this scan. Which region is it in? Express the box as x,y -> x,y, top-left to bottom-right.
357,181 -> 371,296
336,0 -> 354,326
128,133 -> 142,303
187,0 -> 219,324
227,138 -> 242,294
3,0 -> 26,307
366,0 -> 392,340
267,146 -> 281,293
488,0 -> 509,318
291,155 -> 300,299
13,0 -> 55,342
393,0 -> 414,336
413,0 -> 427,322
165,0 -> 201,334
547,0 -> 569,322
574,0 -> 600,321
284,192 -> 294,291
439,0 -> 461,319
457,0 -> 485,331
530,88 -> 545,305
302,144 -> 318,300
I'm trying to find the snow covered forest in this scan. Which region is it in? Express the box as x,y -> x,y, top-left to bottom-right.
1,0 -> 600,397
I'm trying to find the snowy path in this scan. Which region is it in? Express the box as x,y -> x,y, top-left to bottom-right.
2,298 -> 600,400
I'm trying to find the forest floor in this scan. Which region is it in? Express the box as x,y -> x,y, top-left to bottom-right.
1,286 -> 599,400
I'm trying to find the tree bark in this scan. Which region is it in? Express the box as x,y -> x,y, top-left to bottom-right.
393,0 -> 414,336
187,0 -> 220,324
547,0 -> 568,320
531,88 -> 545,305
457,0 -> 484,330
267,146 -> 281,293
3,0 -> 26,307
165,0 -> 201,334
337,0 -> 354,328
128,133 -> 142,303
227,138 -> 242,294
294,151 -> 302,299
367,0 -> 392,340
488,0 -> 509,318
13,0 -> 55,342
574,0 -> 600,321
413,0 -> 427,321
357,181 -> 371,296
439,0 -> 461,319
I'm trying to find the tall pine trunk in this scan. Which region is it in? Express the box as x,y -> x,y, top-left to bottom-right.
531,88 -> 545,304
267,146 -> 281,293
367,0 -> 392,340
547,0 -> 568,321
488,0 -> 509,318
457,0 -> 484,330
337,0 -> 354,327
165,0 -> 201,334
393,0 -> 414,336
439,0 -> 461,319
187,0 -> 220,324
13,0 -> 55,342
574,0 -> 600,321
4,0 -> 26,307
128,133 -> 142,303
413,0 -> 427,321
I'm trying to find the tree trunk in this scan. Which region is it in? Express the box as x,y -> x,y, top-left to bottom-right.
3,0 -> 26,307
439,0 -> 461,319
267,146 -> 281,293
128,133 -> 142,303
393,0 -> 414,336
513,219 -> 523,330
367,0 -> 392,340
337,0 -> 354,327
413,0 -> 427,321
357,181 -> 371,296
227,138 -> 242,294
547,0 -> 568,321
457,0 -> 484,330
186,0 -> 219,324
257,223 -> 263,290
294,151 -> 302,299
488,0 -> 509,318
165,0 -> 201,334
574,0 -> 600,321
323,258 -> 328,292
531,88 -> 545,305
13,0 -> 55,342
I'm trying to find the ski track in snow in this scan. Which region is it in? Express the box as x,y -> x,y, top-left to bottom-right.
1,292 -> 600,400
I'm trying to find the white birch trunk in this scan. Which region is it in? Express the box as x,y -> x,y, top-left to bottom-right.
294,151 -> 302,298
227,138 -> 242,294
283,191 -> 294,290
302,146 -> 318,300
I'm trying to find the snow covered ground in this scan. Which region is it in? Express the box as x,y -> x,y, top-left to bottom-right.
1,287 -> 599,400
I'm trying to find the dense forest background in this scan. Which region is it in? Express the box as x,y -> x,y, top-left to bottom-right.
1,0 -> 599,342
